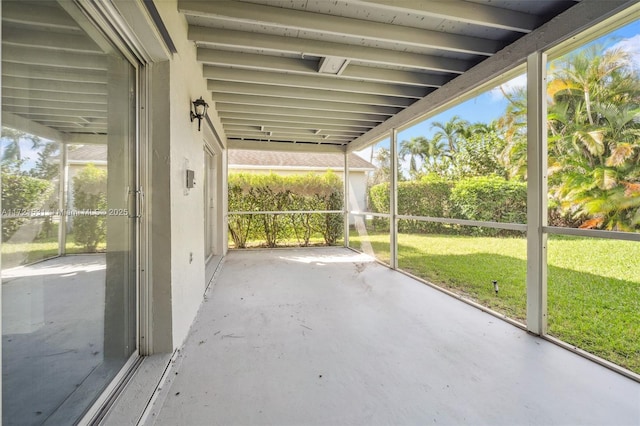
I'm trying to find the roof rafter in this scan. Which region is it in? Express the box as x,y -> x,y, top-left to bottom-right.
222,116 -> 375,130
204,66 -> 426,98
197,48 -> 449,87
210,81 -> 419,108
213,93 -> 400,115
190,27 -> 471,74
179,0 -> 502,55
216,105 -> 386,123
356,0 -> 538,33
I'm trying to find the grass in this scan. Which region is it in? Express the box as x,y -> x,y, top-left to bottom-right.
349,231 -> 640,374
2,234 -> 106,269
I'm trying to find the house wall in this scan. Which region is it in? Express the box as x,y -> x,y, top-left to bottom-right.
151,0 -> 225,351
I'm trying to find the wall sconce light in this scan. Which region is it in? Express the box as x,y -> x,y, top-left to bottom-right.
190,96 -> 209,131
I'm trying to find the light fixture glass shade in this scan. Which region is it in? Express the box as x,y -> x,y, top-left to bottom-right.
193,97 -> 208,117
191,96 -> 209,131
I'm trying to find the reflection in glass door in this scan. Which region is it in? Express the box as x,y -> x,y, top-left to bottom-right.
204,147 -> 216,285
1,1 -> 138,424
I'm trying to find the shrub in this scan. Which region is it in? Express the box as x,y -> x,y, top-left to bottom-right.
450,175 -> 526,235
1,171 -> 52,240
368,175 -> 453,233
73,164 -> 107,252
227,171 -> 343,248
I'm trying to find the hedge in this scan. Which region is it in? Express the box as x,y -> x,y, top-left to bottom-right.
369,175 -> 453,233
450,176 -> 527,228
73,164 -> 107,252
228,171 -> 343,248
368,175 -> 526,235
1,171 -> 52,240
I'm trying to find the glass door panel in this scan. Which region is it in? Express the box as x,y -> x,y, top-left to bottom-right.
1,1 -> 138,424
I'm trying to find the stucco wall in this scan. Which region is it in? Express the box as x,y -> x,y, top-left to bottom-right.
153,0 -> 225,351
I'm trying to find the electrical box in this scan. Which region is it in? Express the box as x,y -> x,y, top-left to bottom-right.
186,169 -> 195,188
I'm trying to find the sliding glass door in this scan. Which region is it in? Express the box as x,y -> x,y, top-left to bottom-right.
1,1 -> 138,424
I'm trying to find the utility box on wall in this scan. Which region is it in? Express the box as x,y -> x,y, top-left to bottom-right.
186,169 -> 195,188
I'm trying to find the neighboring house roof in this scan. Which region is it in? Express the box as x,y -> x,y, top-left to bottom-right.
228,150 -> 374,171
66,144 -> 107,163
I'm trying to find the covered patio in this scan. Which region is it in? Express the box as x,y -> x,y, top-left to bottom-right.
131,248 -> 638,425
3,0 -> 640,424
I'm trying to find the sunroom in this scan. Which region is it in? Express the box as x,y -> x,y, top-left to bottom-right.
1,1 -> 639,425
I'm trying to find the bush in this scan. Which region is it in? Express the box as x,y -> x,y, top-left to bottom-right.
227,171 -> 344,248
1,171 -> 52,240
368,175 -> 453,233
73,164 -> 107,252
450,175 -> 526,235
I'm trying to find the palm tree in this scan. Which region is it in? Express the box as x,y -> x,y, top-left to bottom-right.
497,86 -> 528,179
1,127 -> 43,168
371,147 -> 391,185
399,136 -> 428,175
430,115 -> 469,154
547,45 -> 640,231
424,135 -> 445,166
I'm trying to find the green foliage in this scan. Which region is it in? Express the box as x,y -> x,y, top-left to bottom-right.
31,142 -> 60,180
545,46 -> 640,231
369,175 -> 525,235
72,164 -> 107,252
450,176 -> 527,232
227,171 -> 343,248
1,171 -> 52,240
452,127 -> 508,179
369,175 -> 453,233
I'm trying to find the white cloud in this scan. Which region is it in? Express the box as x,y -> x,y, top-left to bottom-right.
609,34 -> 640,71
488,74 -> 527,101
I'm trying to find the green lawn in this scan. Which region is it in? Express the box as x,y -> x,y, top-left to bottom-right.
2,235 -> 106,269
349,231 -> 640,374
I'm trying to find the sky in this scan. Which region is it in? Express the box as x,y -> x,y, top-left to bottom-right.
356,18 -> 640,163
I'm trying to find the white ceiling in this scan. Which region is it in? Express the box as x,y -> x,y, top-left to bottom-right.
179,0 -> 579,149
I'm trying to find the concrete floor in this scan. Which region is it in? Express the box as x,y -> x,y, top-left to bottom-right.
145,247 -> 640,426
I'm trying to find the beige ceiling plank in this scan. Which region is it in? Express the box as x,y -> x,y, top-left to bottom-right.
2,76 -> 107,95
2,88 -> 107,104
216,105 -> 385,123
224,125 -> 359,138
357,0 -> 537,33
213,93 -> 400,115
180,0 -> 501,55
2,45 -> 107,70
2,63 -> 107,84
220,113 -> 376,131
225,129 -> 353,143
341,65 -> 449,88
3,105 -> 105,119
209,81 -> 417,107
2,1 -> 80,30
197,48 -> 447,87
204,66 -> 426,98
191,27 -> 470,74
227,140 -> 346,152
197,49 -> 318,73
222,120 -> 367,135
3,97 -> 106,112
2,27 -> 102,53
14,116 -> 106,126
